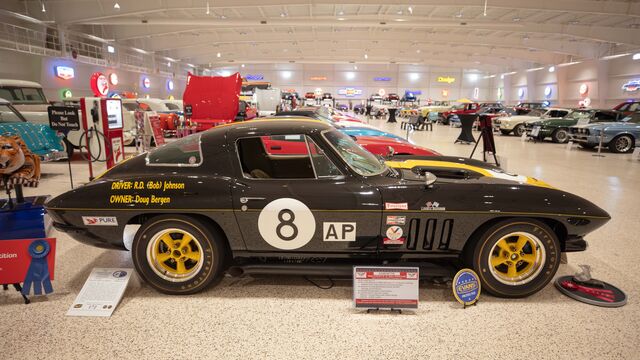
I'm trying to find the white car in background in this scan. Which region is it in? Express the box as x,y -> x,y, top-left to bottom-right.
494,108 -> 571,136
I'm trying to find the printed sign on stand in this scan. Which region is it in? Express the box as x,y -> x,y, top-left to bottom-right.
353,266 -> 419,310
67,268 -> 132,317
47,106 -> 80,131
145,112 -> 165,147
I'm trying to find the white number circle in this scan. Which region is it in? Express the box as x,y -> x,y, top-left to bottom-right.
258,198 -> 316,250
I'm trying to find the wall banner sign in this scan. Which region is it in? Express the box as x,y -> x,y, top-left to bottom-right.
143,77 -> 151,89
374,77 -> 392,81
518,88 -> 525,99
353,266 -> 419,309
55,66 -> 75,80
405,90 -> 422,95
310,76 -> 327,81
544,86 -> 552,98
245,74 -> 264,81
437,76 -> 456,84
621,80 -> 640,92
337,88 -> 363,97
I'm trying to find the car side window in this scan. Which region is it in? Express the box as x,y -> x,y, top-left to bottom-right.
237,135 -> 341,179
629,103 -> 639,112
594,112 -> 616,121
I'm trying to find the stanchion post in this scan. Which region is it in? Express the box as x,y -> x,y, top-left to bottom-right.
593,133 -> 605,158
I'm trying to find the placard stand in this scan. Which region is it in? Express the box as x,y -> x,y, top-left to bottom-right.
470,116 -> 500,166
592,135 -> 605,158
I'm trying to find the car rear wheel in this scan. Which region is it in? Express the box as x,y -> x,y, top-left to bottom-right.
551,129 -> 569,143
609,134 -> 634,153
513,124 -> 525,137
465,218 -> 560,298
132,215 -> 227,294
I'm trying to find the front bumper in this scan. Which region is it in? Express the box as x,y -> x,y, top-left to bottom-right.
563,236 -> 588,252
52,221 -> 126,250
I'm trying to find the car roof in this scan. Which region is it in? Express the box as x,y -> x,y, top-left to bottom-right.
201,118 -> 332,140
0,79 -> 43,88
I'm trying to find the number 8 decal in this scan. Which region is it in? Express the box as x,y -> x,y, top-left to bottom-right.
258,198 -> 316,250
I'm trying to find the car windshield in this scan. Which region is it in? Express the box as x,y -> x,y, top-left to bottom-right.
322,130 -> 387,176
564,110 -> 591,121
0,103 -> 26,122
165,103 -> 180,110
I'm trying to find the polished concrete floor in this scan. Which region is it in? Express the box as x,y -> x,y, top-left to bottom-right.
2,116 -> 639,359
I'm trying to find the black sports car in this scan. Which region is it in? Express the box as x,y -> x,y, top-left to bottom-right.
46,119 -> 610,297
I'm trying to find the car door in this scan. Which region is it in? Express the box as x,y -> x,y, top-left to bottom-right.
229,131 -> 381,253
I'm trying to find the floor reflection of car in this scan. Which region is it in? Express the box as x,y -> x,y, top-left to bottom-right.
0,98 -> 66,161
569,111 -> 640,153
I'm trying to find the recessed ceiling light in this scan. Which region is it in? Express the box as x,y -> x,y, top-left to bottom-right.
220,14 -> 227,19
280,12 -> 287,17
337,18 -> 346,21
633,53 -> 640,60
408,7 -> 413,15
364,54 -> 368,59
416,49 -> 421,53
455,11 -> 463,18
217,52 -> 221,57
548,66 -> 555,72
397,10 -> 403,15
394,18 -> 407,22
41,0 -> 46,12
241,64 -> 245,67
114,2 -> 120,10
205,1 -> 209,15
512,17 -> 521,22
338,10 -> 344,16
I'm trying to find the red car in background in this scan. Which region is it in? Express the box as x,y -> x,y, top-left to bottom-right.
261,134 -> 440,157
514,102 -> 547,115
183,72 -> 243,131
613,100 -> 640,116
441,103 -> 480,125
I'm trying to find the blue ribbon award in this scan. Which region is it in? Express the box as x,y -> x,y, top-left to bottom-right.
21,239 -> 54,296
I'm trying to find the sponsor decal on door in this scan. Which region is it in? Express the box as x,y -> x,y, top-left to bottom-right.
257,198 -> 316,250
82,216 -> 119,226
385,202 -> 408,210
386,216 -> 406,225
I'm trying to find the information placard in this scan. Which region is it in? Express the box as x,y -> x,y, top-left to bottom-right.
353,266 -> 419,309
146,112 -> 166,147
47,106 -> 80,131
67,268 -> 132,317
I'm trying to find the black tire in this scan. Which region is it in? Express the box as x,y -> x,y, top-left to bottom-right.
608,134 -> 635,154
500,129 -> 511,135
132,215 -> 227,295
551,128 -> 569,143
465,218 -> 560,298
513,124 -> 525,137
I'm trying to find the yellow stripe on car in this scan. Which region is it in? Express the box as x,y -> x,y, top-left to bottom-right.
385,159 -> 554,189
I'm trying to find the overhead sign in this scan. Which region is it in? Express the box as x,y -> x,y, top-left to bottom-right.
167,79 -> 174,91
544,86 -> 552,98
245,74 -> 264,81
310,76 -> 327,81
90,72 -> 109,97
353,266 -> 419,309
61,88 -> 73,99
48,106 -> 80,131
437,76 -> 455,84
55,66 -> 75,80
337,88 -> 363,97
621,80 -> 640,92
374,77 -> 391,81
143,77 -> 151,89
404,90 -> 422,95
518,88 -> 525,99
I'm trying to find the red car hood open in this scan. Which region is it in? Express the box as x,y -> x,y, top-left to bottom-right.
355,136 -> 441,156
183,72 -> 242,122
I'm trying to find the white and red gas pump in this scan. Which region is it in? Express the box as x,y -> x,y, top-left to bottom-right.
78,97 -> 125,180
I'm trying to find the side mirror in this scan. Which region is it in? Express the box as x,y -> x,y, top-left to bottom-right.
424,171 -> 437,187
387,146 -> 395,158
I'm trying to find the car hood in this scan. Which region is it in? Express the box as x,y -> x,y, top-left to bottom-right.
183,72 -> 241,121
385,156 -> 553,189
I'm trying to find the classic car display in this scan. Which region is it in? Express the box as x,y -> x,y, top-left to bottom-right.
0,98 -> 66,161
569,112 -> 640,153
526,109 -> 623,143
441,102 -> 480,125
386,93 -> 399,101
419,101 -> 451,120
514,102 -> 547,115
46,118 -> 610,298
339,126 -> 406,141
494,108 -> 570,136
183,72 -> 242,131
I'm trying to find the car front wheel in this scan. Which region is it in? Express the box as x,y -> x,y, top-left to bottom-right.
551,129 -> 569,143
513,124 -> 525,137
609,134 -> 635,153
132,215 -> 227,294
466,218 -> 560,298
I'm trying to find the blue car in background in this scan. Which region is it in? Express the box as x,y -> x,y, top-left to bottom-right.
0,98 -> 66,161
569,112 -> 640,153
339,126 -> 406,141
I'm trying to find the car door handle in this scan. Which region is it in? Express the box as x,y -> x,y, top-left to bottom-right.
240,197 -> 266,204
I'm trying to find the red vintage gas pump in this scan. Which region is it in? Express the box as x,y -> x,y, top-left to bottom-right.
79,97 -> 125,180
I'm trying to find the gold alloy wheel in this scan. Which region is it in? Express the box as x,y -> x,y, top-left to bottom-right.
146,228 -> 204,282
488,232 -> 546,286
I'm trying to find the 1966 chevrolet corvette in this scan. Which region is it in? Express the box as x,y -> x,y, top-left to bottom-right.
46,118 -> 610,297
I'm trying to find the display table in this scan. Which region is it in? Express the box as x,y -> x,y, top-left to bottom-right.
387,108 -> 398,123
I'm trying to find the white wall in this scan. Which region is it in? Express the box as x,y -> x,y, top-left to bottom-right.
0,49 -> 187,101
